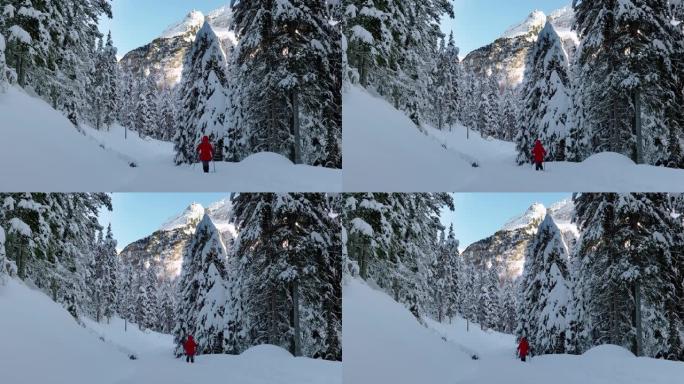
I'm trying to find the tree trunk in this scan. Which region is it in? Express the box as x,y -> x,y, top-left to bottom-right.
291,89 -> 302,164
292,279 -> 302,357
633,89 -> 643,164
634,280 -> 643,356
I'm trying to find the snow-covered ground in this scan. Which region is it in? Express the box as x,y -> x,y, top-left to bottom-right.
343,86 -> 684,192
0,87 -> 341,192
343,278 -> 684,384
0,278 -> 341,384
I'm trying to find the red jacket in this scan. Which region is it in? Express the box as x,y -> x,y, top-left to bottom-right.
183,336 -> 197,356
197,136 -> 214,162
532,141 -> 547,163
518,338 -> 529,357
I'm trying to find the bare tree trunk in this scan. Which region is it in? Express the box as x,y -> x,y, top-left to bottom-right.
292,280 -> 302,357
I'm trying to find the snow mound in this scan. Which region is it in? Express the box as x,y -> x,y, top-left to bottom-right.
582,344 -> 635,359
241,345 -> 294,360
240,152 -> 296,167
581,152 -> 637,167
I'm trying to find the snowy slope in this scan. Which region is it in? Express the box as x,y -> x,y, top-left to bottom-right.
0,278 -> 341,384
0,86 -> 341,192
343,85 -> 684,192
344,278 -> 684,384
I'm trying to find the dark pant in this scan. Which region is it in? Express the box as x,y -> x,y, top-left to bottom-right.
521,355 -> 526,362
186,354 -> 195,363
535,162 -> 544,171
202,161 -> 210,173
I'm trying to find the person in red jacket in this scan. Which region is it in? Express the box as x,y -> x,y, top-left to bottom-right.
183,335 -> 197,363
532,139 -> 547,171
518,336 -> 530,362
197,136 -> 214,174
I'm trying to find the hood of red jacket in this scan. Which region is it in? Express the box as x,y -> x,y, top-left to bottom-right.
202,136 -> 210,144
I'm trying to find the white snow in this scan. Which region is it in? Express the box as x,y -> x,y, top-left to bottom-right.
0,278 -> 341,384
344,278 -> 684,384
0,86 -> 341,192
343,85 -> 684,192
8,217 -> 31,236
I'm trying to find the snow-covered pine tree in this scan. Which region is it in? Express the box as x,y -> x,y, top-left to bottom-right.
1,0 -> 112,123
477,75 -> 501,139
174,213 -> 230,356
516,22 -> 571,164
429,34 -> 460,131
157,278 -> 176,333
479,263 -> 501,331
229,0 -> 340,165
157,88 -> 177,141
174,21 -> 228,165
344,0 -> 454,127
229,193 -> 342,359
135,76 -> 159,138
101,32 -> 119,130
117,70 -> 137,133
518,214 -> 571,355
573,193 -> 684,357
0,32 -> 15,90
499,278 -> 517,333
138,263 -> 160,331
572,0 -> 684,166
499,88 -> 518,142
0,193 -> 112,317
0,225 -> 6,282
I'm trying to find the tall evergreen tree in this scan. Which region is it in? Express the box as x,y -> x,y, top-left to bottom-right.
572,0 -> 684,165
175,22 -> 229,165
518,214 -> 571,355
516,22 -> 571,164
174,214 -> 230,356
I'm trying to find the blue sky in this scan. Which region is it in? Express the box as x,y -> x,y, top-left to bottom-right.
440,0 -> 571,56
98,0 -> 230,57
98,193 -> 229,251
441,193 -> 571,251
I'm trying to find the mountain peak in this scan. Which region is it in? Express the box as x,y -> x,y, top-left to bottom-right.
160,203 -> 205,232
502,203 -> 547,232
503,10 -> 547,39
161,10 -> 206,40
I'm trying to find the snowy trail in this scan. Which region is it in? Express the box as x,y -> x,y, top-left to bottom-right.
343,86 -> 684,192
0,278 -> 341,384
0,87 -> 341,192
344,278 -> 684,384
